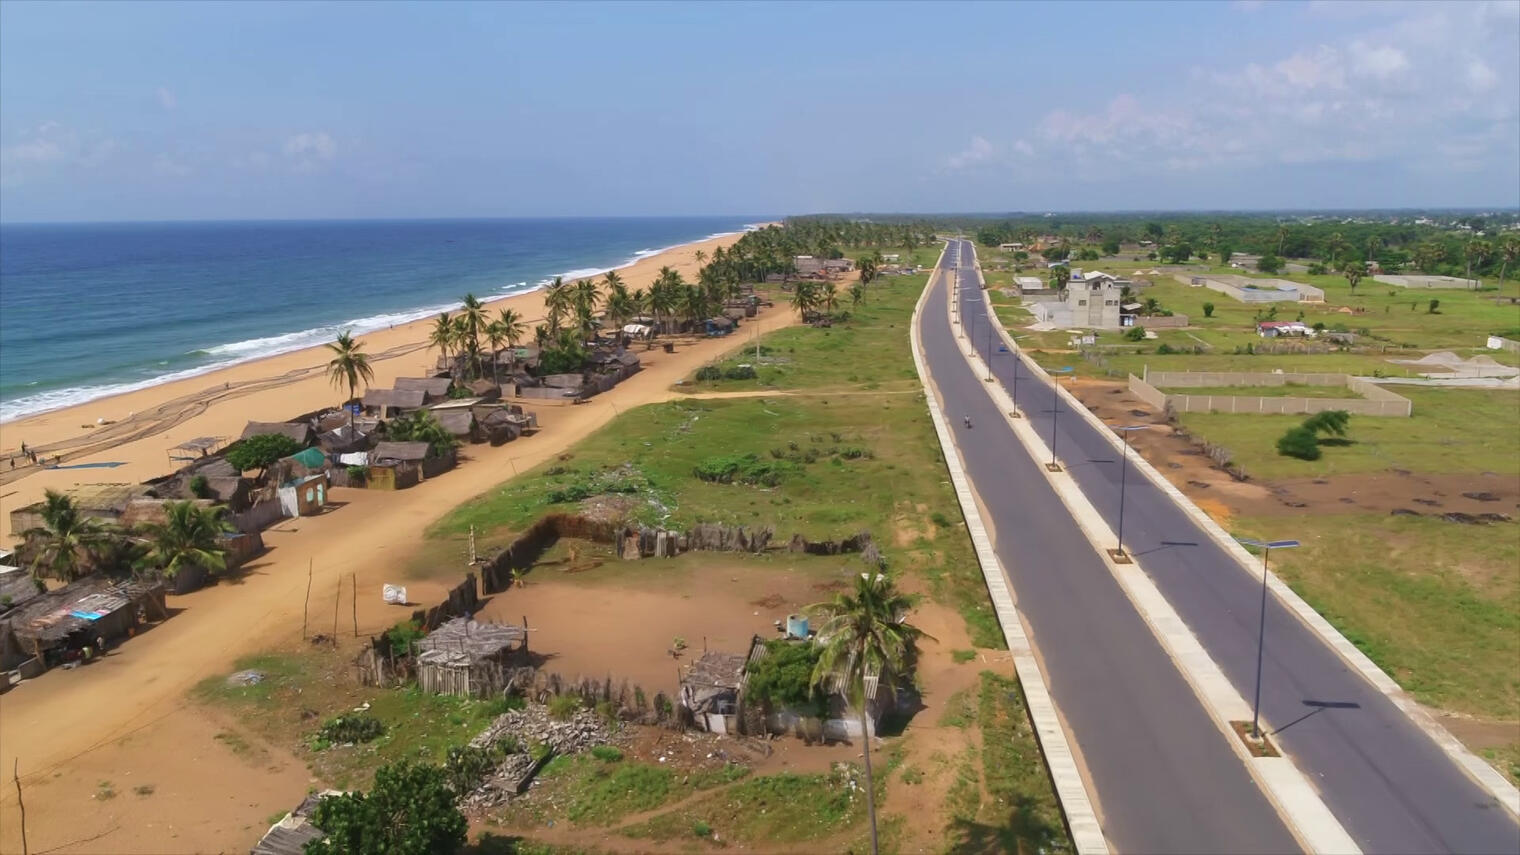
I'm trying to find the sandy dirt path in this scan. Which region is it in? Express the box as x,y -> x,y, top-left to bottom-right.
0,260 -> 804,853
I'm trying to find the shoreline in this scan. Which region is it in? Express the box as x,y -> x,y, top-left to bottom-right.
0,224 -> 762,424
0,228 -> 762,538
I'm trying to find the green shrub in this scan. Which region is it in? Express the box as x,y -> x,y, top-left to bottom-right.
384,619 -> 424,653
723,365 -> 757,380
548,694 -> 583,721
444,744 -> 501,794
693,820 -> 713,838
225,433 -> 303,474
692,453 -> 794,487
695,365 -> 722,381
951,649 -> 977,664
930,511 -> 952,528
1201,302 -> 1215,318
318,713 -> 385,746
1301,410 -> 1350,438
744,640 -> 823,714
591,745 -> 624,762
1276,426 -> 1321,460
1156,343 -> 1176,355
1123,326 -> 1146,342
345,464 -> 368,485
188,475 -> 212,499
307,761 -> 466,855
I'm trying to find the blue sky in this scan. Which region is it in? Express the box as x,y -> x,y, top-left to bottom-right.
1,0 -> 1516,221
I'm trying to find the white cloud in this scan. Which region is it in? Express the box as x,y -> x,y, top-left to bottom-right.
152,154 -> 191,176
0,123 -> 117,186
284,131 -> 336,160
156,87 -> 177,111
1350,42 -> 1409,79
1012,1 -> 1518,183
1467,59 -> 1498,90
945,135 -> 994,170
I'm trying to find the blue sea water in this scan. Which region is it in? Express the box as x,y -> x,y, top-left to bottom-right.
0,217 -> 759,422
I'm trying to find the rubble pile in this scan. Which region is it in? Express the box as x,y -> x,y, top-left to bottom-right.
470,704 -> 615,755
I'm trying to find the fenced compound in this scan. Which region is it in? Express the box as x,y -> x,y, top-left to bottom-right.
1130,371 -> 1412,417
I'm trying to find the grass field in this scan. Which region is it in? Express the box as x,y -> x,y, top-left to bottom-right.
427,267 -> 1007,650
1234,513 -> 1519,723
1175,386 -> 1519,480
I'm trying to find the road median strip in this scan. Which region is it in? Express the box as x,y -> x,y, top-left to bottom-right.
910,247 -> 1109,855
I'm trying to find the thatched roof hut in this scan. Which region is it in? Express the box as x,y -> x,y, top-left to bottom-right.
681,650 -> 746,716
372,441 -> 429,464
430,409 -> 475,439
361,388 -> 426,413
5,576 -> 166,661
251,791 -> 344,855
240,421 -> 313,445
393,377 -> 453,400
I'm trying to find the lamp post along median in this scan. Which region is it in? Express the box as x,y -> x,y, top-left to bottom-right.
1048,366 -> 1074,470
1110,425 -> 1149,560
1236,537 -> 1301,739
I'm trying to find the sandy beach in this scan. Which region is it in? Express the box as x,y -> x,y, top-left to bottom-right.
0,229 -> 804,853
0,230 -> 750,539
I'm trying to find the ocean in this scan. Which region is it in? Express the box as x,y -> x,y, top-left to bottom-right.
0,217 -> 759,422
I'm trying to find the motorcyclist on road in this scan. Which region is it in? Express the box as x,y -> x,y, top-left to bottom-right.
963,414 -> 972,429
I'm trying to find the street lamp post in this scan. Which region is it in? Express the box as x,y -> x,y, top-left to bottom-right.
1047,366 -> 1074,471
1235,537 -> 1301,739
1109,424 -> 1148,561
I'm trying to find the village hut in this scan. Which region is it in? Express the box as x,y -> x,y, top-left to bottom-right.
367,441 -> 429,490
372,441 -> 429,465
703,316 -> 735,337
239,421 -> 314,446
393,376 -> 453,403
464,378 -> 501,400
8,483 -> 148,535
2,576 -> 167,670
429,408 -> 477,442
278,472 -> 328,518
251,791 -> 344,855
680,649 -> 747,735
315,423 -> 368,455
413,618 -> 528,697
361,388 -> 426,418
166,436 -> 224,464
0,567 -> 43,617
477,408 -> 534,446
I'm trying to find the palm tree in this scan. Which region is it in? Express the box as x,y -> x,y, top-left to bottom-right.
22,490 -> 117,582
1465,239 -> 1493,289
1049,266 -> 1070,292
694,249 -> 707,268
543,277 -> 572,334
819,281 -> 839,316
1276,225 -> 1288,256
602,270 -> 625,295
451,314 -> 472,379
1414,243 -> 1445,274
429,313 -> 455,373
1341,261 -> 1364,295
1498,236 -> 1520,283
857,256 -> 878,287
604,282 -> 637,336
324,331 -> 375,427
1364,235 -> 1382,269
1325,232 -> 1349,267
808,574 -> 928,855
572,278 -> 601,337
791,282 -> 818,321
485,307 -> 526,383
459,294 -> 488,377
850,282 -> 865,308
136,501 -> 232,585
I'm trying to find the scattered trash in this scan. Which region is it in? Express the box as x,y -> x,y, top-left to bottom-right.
227,670 -> 264,686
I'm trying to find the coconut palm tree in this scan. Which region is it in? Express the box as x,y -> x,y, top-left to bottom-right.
136,501 -> 232,585
604,282 -> 636,336
1414,243 -> 1445,273
1465,239 -> 1493,288
857,256 -> 878,287
819,281 -> 839,316
1276,225 -> 1288,256
22,490 -> 118,582
850,282 -> 865,308
1499,236 -> 1520,283
459,294 -> 489,376
429,313 -> 455,373
1325,232 -> 1350,267
1364,235 -> 1382,269
325,331 -> 375,427
572,278 -> 601,338
790,282 -> 818,321
694,249 -> 707,268
808,574 -> 927,855
485,307 -> 527,383
543,277 -> 572,334
602,270 -> 625,295
451,314 -> 473,379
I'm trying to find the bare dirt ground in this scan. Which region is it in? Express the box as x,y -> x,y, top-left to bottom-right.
1070,377 -> 1519,526
0,305 -> 801,854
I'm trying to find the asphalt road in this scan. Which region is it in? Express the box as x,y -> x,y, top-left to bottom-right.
920,243 -> 1299,853
942,239 -> 1520,855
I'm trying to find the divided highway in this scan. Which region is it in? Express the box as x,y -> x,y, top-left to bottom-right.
930,238 -> 1520,854
920,243 -> 1298,853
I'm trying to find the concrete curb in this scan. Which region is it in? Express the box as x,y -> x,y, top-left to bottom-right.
982,268 -> 1520,820
911,243 -> 1110,855
944,270 -> 1359,855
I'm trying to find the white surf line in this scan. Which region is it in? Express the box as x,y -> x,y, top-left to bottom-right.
911,245 -> 1110,855
978,268 -> 1520,821
944,265 -> 1359,855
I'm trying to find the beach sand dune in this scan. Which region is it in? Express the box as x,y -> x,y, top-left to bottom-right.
0,231 -> 801,854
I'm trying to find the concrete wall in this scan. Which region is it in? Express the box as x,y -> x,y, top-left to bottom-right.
1375,274 -> 1478,290
1486,336 -> 1520,354
1175,274 -> 1324,303
1130,372 -> 1411,417
1132,314 -> 1190,329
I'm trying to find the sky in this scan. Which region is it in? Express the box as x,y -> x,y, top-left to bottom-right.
1,0 -> 1517,222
